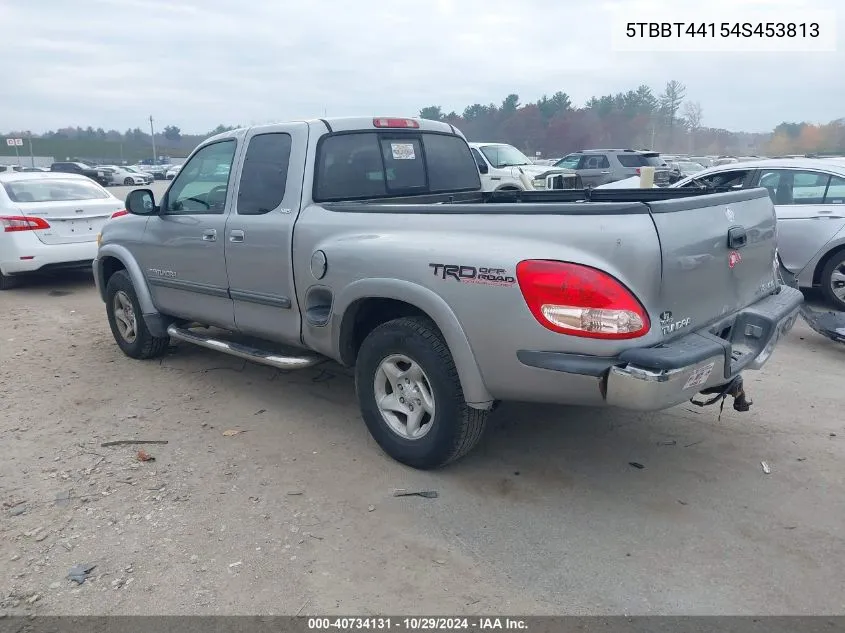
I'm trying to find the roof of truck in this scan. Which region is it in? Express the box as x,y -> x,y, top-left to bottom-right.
205,116 -> 459,144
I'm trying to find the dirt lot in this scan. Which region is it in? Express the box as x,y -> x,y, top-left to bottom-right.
2,197 -> 844,615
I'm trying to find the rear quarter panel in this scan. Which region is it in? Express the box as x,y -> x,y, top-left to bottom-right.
292,203 -> 665,404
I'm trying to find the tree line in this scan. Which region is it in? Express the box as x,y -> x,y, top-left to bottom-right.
419,80 -> 842,157
3,80 -> 843,160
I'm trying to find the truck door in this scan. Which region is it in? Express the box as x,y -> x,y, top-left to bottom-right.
224,123 -> 309,344
138,139 -> 238,329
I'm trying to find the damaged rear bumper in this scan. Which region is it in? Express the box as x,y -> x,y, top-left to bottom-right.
778,255 -> 845,344
517,285 -> 803,412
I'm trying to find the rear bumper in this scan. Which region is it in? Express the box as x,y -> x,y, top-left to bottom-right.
0,232 -> 98,275
517,285 -> 803,412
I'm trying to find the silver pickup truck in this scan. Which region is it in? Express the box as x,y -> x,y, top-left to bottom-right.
94,116 -> 803,469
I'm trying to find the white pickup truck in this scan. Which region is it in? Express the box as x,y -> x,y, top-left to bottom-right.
468,142 -> 580,191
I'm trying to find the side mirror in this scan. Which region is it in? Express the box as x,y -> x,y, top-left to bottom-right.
126,189 -> 158,216
477,162 -> 489,175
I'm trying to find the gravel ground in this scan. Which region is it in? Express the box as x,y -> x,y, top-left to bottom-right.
1,189 -> 844,615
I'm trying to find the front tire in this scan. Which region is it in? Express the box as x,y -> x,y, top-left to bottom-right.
105,270 -> 170,359
124,177 -> 133,186
355,316 -> 490,469
821,251 -> 845,311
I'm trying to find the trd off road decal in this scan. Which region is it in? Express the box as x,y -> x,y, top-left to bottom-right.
428,264 -> 515,287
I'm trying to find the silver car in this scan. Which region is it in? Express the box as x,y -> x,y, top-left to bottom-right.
672,158 -> 845,310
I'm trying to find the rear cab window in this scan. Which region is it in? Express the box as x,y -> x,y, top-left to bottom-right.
237,133 -> 293,215
314,132 -> 480,201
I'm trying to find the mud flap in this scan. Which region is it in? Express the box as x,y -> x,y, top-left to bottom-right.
690,374 -> 752,420
778,256 -> 845,344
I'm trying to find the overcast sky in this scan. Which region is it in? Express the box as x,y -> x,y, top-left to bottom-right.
1,0 -> 841,134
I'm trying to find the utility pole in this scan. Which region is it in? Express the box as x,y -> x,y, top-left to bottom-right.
28,134 -> 34,168
149,115 -> 157,165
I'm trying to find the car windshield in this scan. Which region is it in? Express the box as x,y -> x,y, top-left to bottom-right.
2,179 -> 109,202
480,144 -> 532,168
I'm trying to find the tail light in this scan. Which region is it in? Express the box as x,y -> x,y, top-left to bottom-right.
373,118 -> 420,128
111,210 -> 129,219
1,215 -> 51,232
635,168 -> 641,175
516,260 -> 650,339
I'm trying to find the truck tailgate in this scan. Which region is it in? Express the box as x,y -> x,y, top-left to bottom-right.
646,189 -> 778,337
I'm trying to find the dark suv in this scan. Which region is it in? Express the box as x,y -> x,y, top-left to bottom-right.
50,162 -> 110,187
554,149 -> 675,187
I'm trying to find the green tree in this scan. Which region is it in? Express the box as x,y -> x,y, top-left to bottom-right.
501,93 -> 520,114
163,125 -> 182,141
419,106 -> 444,121
537,91 -> 572,119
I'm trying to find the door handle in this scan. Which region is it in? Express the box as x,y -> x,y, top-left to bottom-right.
727,226 -> 747,249
229,230 -> 245,243
600,171 -> 611,174
201,229 -> 216,242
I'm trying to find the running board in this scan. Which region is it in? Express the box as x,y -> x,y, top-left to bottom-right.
166,325 -> 324,370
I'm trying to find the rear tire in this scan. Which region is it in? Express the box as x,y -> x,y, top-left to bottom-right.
355,316 -> 490,469
105,270 -> 170,359
0,271 -> 20,290
820,251 -> 845,311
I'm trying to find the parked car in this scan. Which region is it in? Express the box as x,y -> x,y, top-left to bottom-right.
468,142 -> 579,191
0,172 -> 126,289
553,149 -> 675,187
98,165 -> 150,186
669,160 -> 707,177
137,164 -> 168,180
123,166 -> 155,184
93,116 -> 801,469
671,158 -> 845,310
50,161 -> 110,187
690,156 -> 715,168
165,164 -> 182,180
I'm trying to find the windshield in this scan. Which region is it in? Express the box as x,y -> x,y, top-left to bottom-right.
2,179 -> 110,202
479,144 -> 532,168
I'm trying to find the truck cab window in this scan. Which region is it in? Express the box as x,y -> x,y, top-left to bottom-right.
165,140 -> 236,215
237,133 -> 292,215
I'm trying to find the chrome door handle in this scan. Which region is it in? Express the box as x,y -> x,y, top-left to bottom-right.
600,171 -> 610,174
229,230 -> 245,243
201,229 -> 216,242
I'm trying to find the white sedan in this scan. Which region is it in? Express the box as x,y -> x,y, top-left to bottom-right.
0,172 -> 126,289
165,164 -> 182,179
99,166 -> 150,186
122,166 -> 154,184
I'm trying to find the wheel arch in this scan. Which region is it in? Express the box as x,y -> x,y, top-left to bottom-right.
813,242 -> 845,286
333,279 -> 494,408
96,244 -> 167,335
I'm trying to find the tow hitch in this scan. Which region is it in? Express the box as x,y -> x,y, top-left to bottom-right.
690,374 -> 752,419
